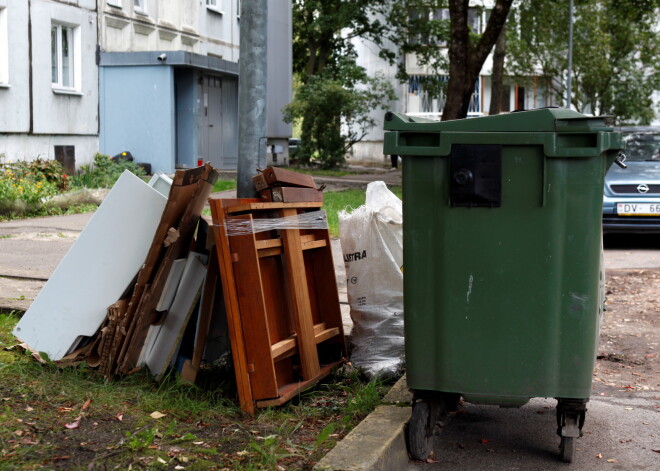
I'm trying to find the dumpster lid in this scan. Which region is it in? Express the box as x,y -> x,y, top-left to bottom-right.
383,108 -> 615,133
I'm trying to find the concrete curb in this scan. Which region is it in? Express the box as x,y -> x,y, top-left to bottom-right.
313,375 -> 412,471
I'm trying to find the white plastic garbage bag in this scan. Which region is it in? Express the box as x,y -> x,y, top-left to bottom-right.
338,181 -> 403,378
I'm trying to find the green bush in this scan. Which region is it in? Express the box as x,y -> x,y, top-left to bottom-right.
0,159 -> 62,213
72,153 -> 146,189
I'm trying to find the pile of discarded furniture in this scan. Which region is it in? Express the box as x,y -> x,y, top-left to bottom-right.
13,164 -> 346,414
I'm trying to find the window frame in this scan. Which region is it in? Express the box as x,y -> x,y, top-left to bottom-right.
51,22 -> 80,93
206,0 -> 224,15
134,0 -> 147,15
107,0 -> 122,7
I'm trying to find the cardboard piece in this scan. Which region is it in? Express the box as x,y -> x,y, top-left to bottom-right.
12,171 -> 168,361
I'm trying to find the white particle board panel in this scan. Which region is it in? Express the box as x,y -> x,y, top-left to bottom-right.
138,257 -> 187,366
155,258 -> 187,312
146,252 -> 207,380
13,171 -> 169,360
148,171 -> 173,197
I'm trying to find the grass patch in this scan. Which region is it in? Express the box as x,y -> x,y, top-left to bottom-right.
212,179 -> 237,193
289,167 -> 352,178
0,311 -> 393,470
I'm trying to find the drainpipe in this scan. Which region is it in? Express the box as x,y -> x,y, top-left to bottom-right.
27,0 -> 33,133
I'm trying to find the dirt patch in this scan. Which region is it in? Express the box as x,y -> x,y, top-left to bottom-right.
593,269 -> 660,395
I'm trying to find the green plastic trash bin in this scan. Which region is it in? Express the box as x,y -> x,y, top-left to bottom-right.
382,108 -> 625,463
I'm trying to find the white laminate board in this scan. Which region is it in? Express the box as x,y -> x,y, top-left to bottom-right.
155,258 -> 187,312
138,258 -> 188,366
145,252 -> 207,380
148,171 -> 173,197
13,171 -> 169,360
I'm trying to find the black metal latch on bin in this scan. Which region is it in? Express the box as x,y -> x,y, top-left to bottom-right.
449,144 -> 502,208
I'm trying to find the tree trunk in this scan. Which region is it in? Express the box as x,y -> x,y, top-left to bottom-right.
489,26 -> 506,115
442,0 -> 514,121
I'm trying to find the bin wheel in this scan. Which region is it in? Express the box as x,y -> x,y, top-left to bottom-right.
560,436 -> 576,463
408,400 -> 432,460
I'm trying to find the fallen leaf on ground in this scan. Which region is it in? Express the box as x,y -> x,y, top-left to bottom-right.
607,459 -> 617,463
596,453 -> 603,459
116,413 -> 123,422
480,439 -> 490,444
81,398 -> 92,412
65,417 -> 81,429
150,411 -> 166,419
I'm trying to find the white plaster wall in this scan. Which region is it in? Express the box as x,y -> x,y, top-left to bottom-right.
197,0 -> 240,60
99,1 -> 239,58
0,134 -> 98,166
31,0 -> 99,135
349,141 -> 391,164
0,0 -> 30,133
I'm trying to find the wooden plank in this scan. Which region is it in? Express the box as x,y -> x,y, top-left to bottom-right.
224,201 -> 323,214
271,325 -> 339,361
279,208 -> 321,381
315,327 -> 340,344
255,362 -> 343,408
209,198 -> 256,414
271,187 -> 324,203
261,167 -> 317,189
302,240 -> 327,251
271,337 -> 296,360
228,214 -> 280,400
313,323 -> 326,335
255,239 -> 283,250
258,189 -> 273,202
252,173 -> 269,192
258,247 -> 283,258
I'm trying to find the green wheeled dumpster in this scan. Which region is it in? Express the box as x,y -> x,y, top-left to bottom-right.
382,108 -> 625,463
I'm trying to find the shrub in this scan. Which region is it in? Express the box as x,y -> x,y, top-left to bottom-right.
72,153 -> 146,189
0,160 -> 62,213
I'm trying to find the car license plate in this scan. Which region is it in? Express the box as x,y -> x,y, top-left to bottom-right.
617,203 -> 660,216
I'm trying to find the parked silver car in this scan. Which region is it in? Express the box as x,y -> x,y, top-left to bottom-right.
603,126 -> 660,233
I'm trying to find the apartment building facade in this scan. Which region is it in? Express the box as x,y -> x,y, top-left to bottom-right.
0,0 -> 99,168
1,0 -> 292,173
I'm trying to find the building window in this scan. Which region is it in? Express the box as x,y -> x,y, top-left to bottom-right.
0,7 -> 8,85
107,0 -> 122,7
51,23 -> 78,91
206,0 -> 224,14
134,0 -> 147,14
